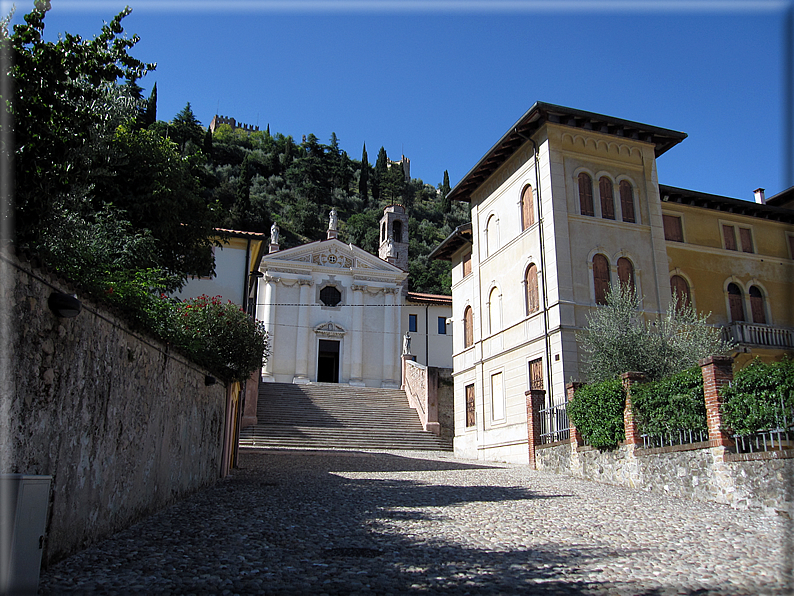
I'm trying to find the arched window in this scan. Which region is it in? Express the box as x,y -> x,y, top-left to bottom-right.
578,173 -> 594,216
670,275 -> 691,309
392,220 -> 402,242
525,264 -> 539,315
485,214 -> 498,257
599,177 -> 615,220
488,287 -> 500,334
381,222 -> 386,242
727,283 -> 745,322
593,254 -> 610,305
463,306 -> 474,348
521,185 -> 534,231
617,257 -> 634,293
619,180 -> 635,223
749,286 -> 766,324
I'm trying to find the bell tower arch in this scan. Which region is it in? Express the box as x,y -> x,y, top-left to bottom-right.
378,204 -> 409,295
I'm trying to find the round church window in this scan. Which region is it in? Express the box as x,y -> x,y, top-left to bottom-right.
328,255 -> 337,264
320,286 -> 342,307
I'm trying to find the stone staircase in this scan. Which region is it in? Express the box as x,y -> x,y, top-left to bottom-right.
238,382 -> 452,451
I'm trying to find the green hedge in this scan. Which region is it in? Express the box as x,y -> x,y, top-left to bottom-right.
630,366 -> 706,438
567,379 -> 625,450
721,359 -> 794,436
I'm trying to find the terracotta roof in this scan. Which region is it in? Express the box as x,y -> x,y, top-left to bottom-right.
406,292 -> 452,305
660,185 -> 794,223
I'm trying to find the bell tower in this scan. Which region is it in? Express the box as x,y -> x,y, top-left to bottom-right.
378,205 -> 409,295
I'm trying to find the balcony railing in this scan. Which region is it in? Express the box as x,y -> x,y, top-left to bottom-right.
722,322 -> 794,349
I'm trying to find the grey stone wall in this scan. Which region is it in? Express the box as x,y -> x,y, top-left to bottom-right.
0,253 -> 227,565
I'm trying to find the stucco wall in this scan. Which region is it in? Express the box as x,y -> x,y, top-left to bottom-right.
0,253 -> 226,565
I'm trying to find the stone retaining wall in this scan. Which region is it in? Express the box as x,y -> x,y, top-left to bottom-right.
0,252 -> 227,565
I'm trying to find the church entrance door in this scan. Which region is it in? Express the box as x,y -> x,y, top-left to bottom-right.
317,339 -> 340,383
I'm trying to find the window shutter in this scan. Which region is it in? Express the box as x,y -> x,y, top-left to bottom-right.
529,358 -> 544,390
619,181 -> 635,223
670,275 -> 691,309
465,384 -> 476,427
749,286 -> 766,324
521,185 -> 534,230
723,225 -> 737,250
593,254 -> 610,305
526,264 -> 539,314
739,228 -> 754,253
462,252 -> 472,276
464,306 -> 474,348
599,177 -> 615,220
663,215 -> 683,242
727,283 -> 745,322
578,173 -> 594,216
617,257 -> 634,292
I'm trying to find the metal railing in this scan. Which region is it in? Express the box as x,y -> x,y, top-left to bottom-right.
641,429 -> 708,449
722,322 -> 794,348
733,425 -> 794,454
539,402 -> 570,444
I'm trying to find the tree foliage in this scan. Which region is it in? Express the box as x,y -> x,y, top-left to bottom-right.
578,284 -> 733,383
721,358 -> 794,435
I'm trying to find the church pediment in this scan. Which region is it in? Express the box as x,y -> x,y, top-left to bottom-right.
262,239 -> 402,274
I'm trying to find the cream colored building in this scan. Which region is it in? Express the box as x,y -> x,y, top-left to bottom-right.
431,102 -> 794,464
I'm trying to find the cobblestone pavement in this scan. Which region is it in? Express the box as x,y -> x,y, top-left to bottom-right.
40,448 -> 792,595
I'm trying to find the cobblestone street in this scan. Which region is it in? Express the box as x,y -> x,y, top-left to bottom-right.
39,448 -> 792,595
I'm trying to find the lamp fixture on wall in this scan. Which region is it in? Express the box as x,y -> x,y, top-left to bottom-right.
48,292 -> 81,318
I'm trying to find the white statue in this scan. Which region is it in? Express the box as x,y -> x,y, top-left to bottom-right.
270,222 -> 279,244
329,208 -> 338,231
403,331 -> 412,355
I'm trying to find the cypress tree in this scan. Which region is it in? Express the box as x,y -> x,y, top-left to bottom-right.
441,169 -> 451,213
143,82 -> 157,127
359,143 -> 369,199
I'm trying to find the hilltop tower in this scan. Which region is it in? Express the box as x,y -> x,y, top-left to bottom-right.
378,205 -> 409,296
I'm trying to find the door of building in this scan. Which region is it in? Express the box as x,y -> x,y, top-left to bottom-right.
317,339 -> 340,383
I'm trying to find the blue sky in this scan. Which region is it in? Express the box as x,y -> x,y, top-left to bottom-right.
6,0 -> 792,200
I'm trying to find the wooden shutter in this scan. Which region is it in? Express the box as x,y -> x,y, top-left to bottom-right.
464,306 -> 474,348
670,275 -> 691,309
521,185 -> 534,230
599,177 -> 615,220
617,257 -> 634,292
663,215 -> 683,242
578,173 -> 594,216
739,228 -> 754,253
525,264 -> 539,314
619,180 -> 635,223
462,251 -> 472,276
465,384 -> 476,427
727,283 -> 745,322
749,286 -> 766,324
529,358 -> 544,390
593,254 -> 610,305
723,225 -> 737,250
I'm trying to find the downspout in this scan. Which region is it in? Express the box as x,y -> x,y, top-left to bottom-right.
425,304 -> 429,366
516,129 -> 554,407
233,238 -> 252,469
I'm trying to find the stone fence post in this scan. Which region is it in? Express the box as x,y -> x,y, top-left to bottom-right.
566,382 -> 584,447
621,372 -> 646,446
699,355 -> 735,449
525,389 -> 546,469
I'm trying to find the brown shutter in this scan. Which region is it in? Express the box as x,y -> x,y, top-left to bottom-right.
521,185 -> 534,230
749,286 -> 766,324
464,306 -> 474,348
670,275 -> 691,309
593,254 -> 610,305
739,228 -> 754,253
617,257 -> 634,292
727,283 -> 745,322
578,173 -> 594,216
619,180 -> 635,223
599,177 -> 615,220
529,358 -> 544,390
465,384 -> 476,427
526,264 -> 539,314
723,225 -> 737,250
462,251 -> 472,277
663,215 -> 683,242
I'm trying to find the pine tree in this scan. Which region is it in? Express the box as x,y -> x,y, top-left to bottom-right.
359,143 -> 369,199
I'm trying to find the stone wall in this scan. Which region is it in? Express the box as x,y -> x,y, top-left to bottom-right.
0,253 -> 227,565
436,368 -> 454,444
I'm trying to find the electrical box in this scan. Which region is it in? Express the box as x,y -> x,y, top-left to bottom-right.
0,475 -> 52,596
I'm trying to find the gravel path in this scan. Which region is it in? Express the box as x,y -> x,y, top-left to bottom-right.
39,448 -> 792,595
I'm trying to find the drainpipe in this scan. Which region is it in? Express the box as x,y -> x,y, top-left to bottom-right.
425,304 -> 429,366
515,128 -> 553,407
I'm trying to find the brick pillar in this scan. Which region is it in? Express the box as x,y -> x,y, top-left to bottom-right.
699,355 -> 735,448
525,389 -> 546,469
621,372 -> 646,445
566,382 -> 584,447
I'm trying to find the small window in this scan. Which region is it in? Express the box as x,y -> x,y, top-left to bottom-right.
521,185 -> 534,231
617,257 -> 634,293
381,222 -> 386,242
599,177 -> 615,220
485,214 -> 499,257
663,215 -> 684,242
393,220 -> 403,242
463,306 -> 474,348
619,180 -> 636,223
438,317 -> 447,335
593,254 -> 610,305
739,228 -> 754,253
462,251 -> 472,277
670,275 -> 691,309
525,264 -> 539,315
488,287 -> 500,334
723,225 -> 737,251
465,384 -> 476,427
319,286 -> 342,307
409,314 -> 417,332
578,173 -> 594,216
528,358 -> 543,390
727,283 -> 745,322
749,286 -> 766,324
